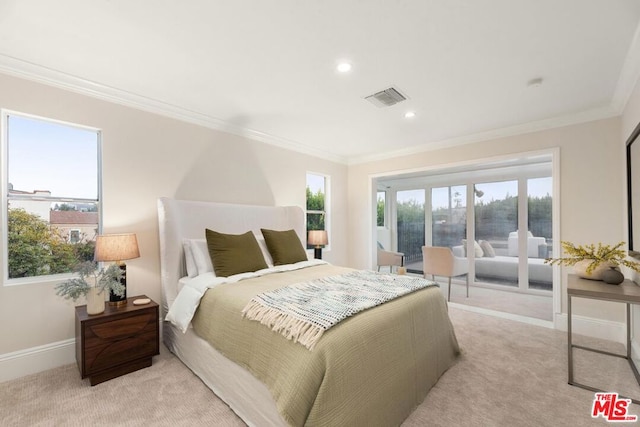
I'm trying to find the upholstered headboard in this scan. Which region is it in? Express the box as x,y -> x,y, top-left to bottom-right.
157,197 -> 305,313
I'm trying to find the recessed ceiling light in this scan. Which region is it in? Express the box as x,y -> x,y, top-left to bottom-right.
404,111 -> 416,119
336,62 -> 352,73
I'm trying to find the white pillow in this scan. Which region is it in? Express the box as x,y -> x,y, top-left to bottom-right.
189,239 -> 215,275
183,240 -> 198,278
254,233 -> 274,268
461,239 -> 484,257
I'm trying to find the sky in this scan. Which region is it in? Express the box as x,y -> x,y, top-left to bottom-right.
389,177 -> 552,209
7,114 -> 99,199
306,173 -> 325,194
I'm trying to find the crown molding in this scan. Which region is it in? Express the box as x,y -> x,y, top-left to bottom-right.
348,106 -> 619,165
0,54 -> 348,165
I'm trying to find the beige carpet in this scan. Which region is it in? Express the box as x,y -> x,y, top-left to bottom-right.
2,308 -> 639,426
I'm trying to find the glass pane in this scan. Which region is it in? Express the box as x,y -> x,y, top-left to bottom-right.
474,181 -> 518,287
397,190 -> 425,272
306,173 -> 325,211
432,185 -> 467,249
528,177 -> 553,290
306,212 -> 325,249
8,115 -> 98,200
376,191 -> 385,227
8,202 -> 99,279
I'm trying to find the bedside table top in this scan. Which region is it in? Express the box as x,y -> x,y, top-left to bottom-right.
75,294 -> 158,321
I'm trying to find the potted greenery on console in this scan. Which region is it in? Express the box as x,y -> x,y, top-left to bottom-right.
55,261 -> 125,315
545,241 -> 640,284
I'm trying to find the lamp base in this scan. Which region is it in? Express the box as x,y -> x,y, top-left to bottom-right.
314,247 -> 323,260
108,299 -> 127,307
108,263 -> 127,307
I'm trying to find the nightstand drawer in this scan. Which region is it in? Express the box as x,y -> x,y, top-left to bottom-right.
86,311 -> 155,343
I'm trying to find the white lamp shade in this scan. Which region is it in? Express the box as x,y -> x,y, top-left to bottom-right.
94,233 -> 140,262
308,230 -> 328,246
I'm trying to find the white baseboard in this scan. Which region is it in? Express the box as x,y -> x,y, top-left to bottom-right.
0,338 -> 75,383
555,312 -> 626,344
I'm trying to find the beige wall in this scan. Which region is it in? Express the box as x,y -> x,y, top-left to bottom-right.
0,73 -> 348,354
347,117 -> 625,322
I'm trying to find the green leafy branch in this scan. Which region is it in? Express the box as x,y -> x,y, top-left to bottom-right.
55,261 -> 125,302
545,241 -> 640,274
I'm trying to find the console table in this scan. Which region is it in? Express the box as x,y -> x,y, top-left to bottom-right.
567,274 -> 640,403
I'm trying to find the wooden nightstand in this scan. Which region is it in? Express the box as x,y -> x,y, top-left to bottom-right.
75,295 -> 159,386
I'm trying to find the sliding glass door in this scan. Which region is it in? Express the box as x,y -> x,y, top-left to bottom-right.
431,185 -> 467,251
396,190 -> 425,273
473,180 -> 518,287
527,177 -> 553,290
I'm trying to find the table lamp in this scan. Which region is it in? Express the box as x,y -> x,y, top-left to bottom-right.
94,233 -> 140,306
308,230 -> 328,260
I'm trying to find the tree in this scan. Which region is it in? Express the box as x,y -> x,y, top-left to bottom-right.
7,208 -> 80,278
377,197 -> 385,227
54,203 -> 77,211
306,186 -> 325,231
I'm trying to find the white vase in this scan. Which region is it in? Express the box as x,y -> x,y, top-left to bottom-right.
573,260 -> 613,281
86,287 -> 105,315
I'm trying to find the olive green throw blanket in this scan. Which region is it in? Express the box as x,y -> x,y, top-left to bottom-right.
192,264 -> 460,427
242,270 -> 437,350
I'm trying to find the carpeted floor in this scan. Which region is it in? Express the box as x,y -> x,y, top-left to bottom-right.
2,307 -> 639,426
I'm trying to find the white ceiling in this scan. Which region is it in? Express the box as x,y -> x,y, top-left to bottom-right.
1,0 -> 640,164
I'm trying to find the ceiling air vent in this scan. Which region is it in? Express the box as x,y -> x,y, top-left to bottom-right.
365,87 -> 407,107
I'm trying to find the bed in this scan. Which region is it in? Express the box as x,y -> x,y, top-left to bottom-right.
157,197 -> 460,426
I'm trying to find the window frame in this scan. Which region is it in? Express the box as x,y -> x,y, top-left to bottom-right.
69,229 -> 81,244
305,171 -> 330,251
1,110 -> 103,286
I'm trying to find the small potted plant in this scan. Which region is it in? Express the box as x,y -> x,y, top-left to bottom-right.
545,241 -> 640,283
55,261 -> 125,315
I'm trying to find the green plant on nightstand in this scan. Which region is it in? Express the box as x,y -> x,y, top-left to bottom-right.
55,261 -> 125,314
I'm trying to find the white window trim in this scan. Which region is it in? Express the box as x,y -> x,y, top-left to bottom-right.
1,109 -> 103,286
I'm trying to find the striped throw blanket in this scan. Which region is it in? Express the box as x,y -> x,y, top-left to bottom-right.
242,270 -> 437,350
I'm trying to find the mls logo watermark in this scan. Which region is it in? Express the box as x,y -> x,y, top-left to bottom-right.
591,393 -> 638,422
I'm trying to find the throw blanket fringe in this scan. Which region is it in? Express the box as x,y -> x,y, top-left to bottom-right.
243,300 -> 325,348
242,271 -> 436,350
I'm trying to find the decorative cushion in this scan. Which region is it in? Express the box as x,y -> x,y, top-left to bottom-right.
261,228 -> 308,265
205,229 -> 268,277
479,240 -> 496,258
461,239 -> 484,257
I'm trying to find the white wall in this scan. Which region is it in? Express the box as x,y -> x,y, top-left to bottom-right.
0,73 -> 348,371
347,117 -> 626,325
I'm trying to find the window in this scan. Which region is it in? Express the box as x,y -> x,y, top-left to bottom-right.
376,191 -> 386,227
3,112 -> 101,283
306,172 -> 329,248
69,229 -> 81,244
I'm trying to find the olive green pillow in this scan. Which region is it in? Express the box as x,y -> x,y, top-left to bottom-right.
261,229 -> 308,265
205,229 -> 268,277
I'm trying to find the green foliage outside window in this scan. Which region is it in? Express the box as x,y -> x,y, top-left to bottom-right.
306,186 -> 325,231
376,193 -> 385,227
7,208 -> 95,279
